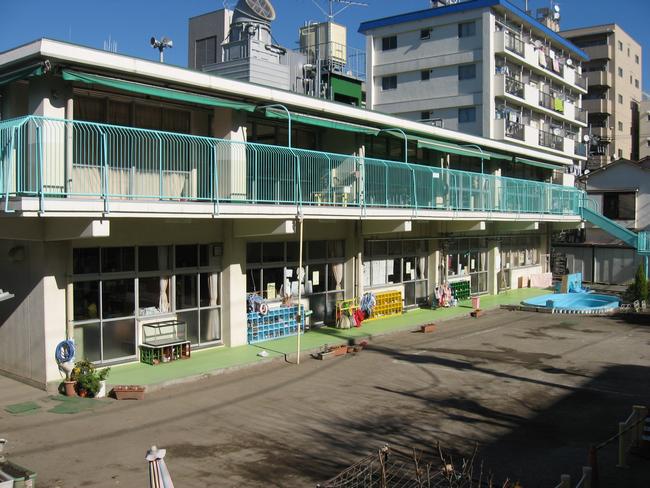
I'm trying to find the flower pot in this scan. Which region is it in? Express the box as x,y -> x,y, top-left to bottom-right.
78,388 -> 89,398
63,380 -> 77,397
96,380 -> 107,398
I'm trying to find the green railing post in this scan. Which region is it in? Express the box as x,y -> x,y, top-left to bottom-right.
101,131 -> 109,214
36,125 -> 44,214
157,134 -> 163,200
3,126 -> 17,213
212,143 -> 219,216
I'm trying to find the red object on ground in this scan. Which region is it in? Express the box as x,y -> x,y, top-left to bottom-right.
353,309 -> 365,327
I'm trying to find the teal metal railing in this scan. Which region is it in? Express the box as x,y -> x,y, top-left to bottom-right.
0,115 -> 582,215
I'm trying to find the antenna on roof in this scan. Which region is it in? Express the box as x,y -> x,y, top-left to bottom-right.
310,0 -> 367,22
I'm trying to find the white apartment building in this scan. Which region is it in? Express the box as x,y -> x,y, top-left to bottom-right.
359,0 -> 589,166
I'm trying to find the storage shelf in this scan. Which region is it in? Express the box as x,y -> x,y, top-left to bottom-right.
247,305 -> 305,344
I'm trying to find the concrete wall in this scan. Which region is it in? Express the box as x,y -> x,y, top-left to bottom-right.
188,9 -> 232,70
0,238 -> 67,388
640,100 -> 650,160
367,7 -> 485,136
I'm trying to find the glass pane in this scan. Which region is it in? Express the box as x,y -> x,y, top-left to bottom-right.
388,241 -> 402,256
199,244 -> 209,267
102,279 -> 135,319
176,245 -> 198,268
404,281 -> 416,306
328,240 -> 345,259
73,248 -> 99,275
262,267 -> 284,300
102,319 -> 136,360
310,294 -> 326,324
246,243 -> 261,264
286,241 -> 300,263
247,269 -> 261,294
308,240 -> 326,260
200,272 -> 220,308
139,246 -> 171,272
402,257 -> 417,281
308,263 -> 326,293
177,310 -> 199,345
73,281 -> 99,321
415,280 -> 428,305
326,292 -> 344,325
388,258 -> 401,283
73,322 -> 101,362
370,241 -> 387,257
101,247 -> 135,273
139,276 -> 170,315
200,308 -> 221,343
176,274 -> 197,310
262,242 -> 284,262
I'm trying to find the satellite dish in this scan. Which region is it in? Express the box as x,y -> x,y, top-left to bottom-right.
553,3 -> 560,12
566,58 -> 573,66
552,11 -> 560,20
553,127 -> 561,136
242,0 -> 276,21
583,134 -> 590,143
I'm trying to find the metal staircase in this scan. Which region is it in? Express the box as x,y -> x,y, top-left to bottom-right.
579,199 -> 650,255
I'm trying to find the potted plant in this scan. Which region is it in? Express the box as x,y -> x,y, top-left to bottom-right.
70,359 -> 104,398
96,367 -> 111,398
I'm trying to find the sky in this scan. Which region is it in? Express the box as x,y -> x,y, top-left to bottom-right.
1,0 -> 649,91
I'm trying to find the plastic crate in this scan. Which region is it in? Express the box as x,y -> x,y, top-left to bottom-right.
366,290 -> 403,321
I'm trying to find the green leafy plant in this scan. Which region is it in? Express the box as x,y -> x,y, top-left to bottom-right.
625,263 -> 648,303
69,359 -> 109,397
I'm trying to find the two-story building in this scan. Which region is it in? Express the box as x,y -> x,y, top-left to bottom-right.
359,0 -> 589,168
0,38 -> 586,389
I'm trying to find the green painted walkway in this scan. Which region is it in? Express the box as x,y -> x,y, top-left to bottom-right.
107,288 -> 548,387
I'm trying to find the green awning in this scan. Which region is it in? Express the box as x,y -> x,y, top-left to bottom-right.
0,63 -> 46,88
265,108 -> 380,135
515,157 -> 564,171
483,150 -> 512,161
62,70 -> 256,112
416,138 -> 490,159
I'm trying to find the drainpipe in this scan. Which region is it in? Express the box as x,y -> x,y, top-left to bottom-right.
257,103 -> 292,148
377,127 -> 408,163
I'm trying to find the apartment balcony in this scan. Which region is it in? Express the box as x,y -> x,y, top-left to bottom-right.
539,129 -> 564,152
582,98 -> 611,115
574,141 -> 587,157
574,105 -> 587,124
494,30 -> 588,93
494,118 -> 539,147
0,116 -> 582,219
583,44 -> 611,61
586,70 -> 612,87
494,74 -> 539,107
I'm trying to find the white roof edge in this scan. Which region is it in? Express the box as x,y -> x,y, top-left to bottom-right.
4,38 -> 575,166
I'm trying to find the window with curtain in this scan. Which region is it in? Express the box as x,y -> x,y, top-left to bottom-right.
71,243 -> 223,364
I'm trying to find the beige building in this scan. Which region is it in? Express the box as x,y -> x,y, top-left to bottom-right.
640,95 -> 650,159
562,24 -> 643,168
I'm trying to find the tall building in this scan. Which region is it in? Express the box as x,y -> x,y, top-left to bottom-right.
562,24 -> 643,167
639,93 -> 650,160
359,0 -> 589,166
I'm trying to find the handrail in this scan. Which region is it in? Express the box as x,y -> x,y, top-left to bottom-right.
0,115 -> 583,217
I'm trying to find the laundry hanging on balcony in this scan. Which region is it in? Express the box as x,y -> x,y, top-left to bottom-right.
553,97 -> 564,113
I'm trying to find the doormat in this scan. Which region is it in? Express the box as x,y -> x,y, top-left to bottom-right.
47,395 -> 111,415
4,401 -> 41,415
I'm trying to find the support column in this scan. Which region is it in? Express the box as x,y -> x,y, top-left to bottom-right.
487,238 -> 500,296
212,108 -> 247,201
344,221 -> 363,299
428,240 -> 440,299
221,220 -> 247,347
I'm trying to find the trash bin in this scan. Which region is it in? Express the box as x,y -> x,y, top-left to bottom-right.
0,461 -> 37,488
471,296 -> 480,310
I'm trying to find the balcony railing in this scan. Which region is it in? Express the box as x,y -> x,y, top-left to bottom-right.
574,141 -> 587,157
504,120 -> 525,141
505,76 -> 524,98
539,129 -> 564,151
504,31 -> 524,57
0,116 -> 582,216
575,106 -> 587,123
575,73 -> 587,90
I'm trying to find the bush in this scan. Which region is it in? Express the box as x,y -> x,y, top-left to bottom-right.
70,359 -> 110,397
625,263 -> 648,303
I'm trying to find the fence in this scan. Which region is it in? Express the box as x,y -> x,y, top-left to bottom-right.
0,116 -> 582,216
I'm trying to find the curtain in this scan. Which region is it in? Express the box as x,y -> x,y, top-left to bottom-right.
331,263 -> 343,290
418,256 -> 426,280
204,273 -> 220,342
158,246 -> 170,313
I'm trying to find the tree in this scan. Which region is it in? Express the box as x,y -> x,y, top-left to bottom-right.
629,263 -> 648,302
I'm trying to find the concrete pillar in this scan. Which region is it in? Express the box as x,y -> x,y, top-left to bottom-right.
43,241 -> 68,385
212,108 -> 247,201
428,240 -> 440,299
482,10 -> 496,139
221,220 -> 247,347
487,238 -> 500,295
344,221 -> 363,299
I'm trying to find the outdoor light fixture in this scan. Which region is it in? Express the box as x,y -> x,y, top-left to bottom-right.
150,37 -> 173,63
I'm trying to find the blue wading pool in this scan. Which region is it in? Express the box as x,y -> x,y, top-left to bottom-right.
522,293 -> 620,313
